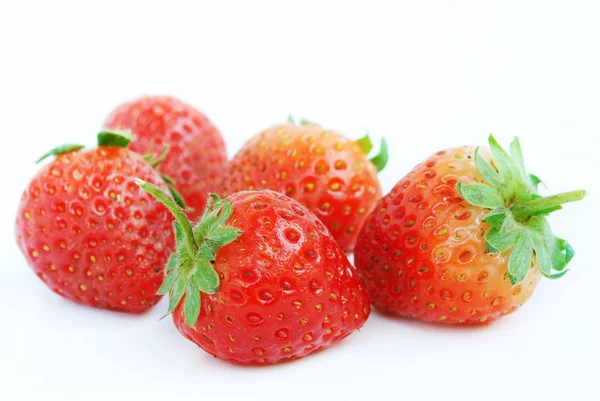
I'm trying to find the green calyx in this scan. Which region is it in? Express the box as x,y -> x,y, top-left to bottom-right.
36,130 -> 133,163
355,133 -> 388,172
136,179 -> 242,327
97,130 -> 132,147
36,144 -> 85,163
457,135 -> 585,285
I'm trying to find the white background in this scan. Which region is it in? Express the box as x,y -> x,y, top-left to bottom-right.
1,1 -> 599,400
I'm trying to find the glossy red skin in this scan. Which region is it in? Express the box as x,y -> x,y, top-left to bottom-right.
221,124 -> 382,253
173,190 -> 371,365
15,148 -> 175,312
104,96 -> 227,219
354,146 -> 541,324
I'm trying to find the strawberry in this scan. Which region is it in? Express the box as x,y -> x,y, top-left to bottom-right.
221,119 -> 387,252
139,182 -> 370,364
354,136 -> 584,324
104,96 -> 227,219
15,131 -> 175,312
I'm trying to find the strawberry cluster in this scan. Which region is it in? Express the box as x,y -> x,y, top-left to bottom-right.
15,96 -> 584,365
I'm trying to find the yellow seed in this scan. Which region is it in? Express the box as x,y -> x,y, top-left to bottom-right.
304,333 -> 313,341
98,275 -> 104,281
229,335 -> 236,342
426,302 -> 436,309
32,250 -> 39,258
283,347 -> 291,353
315,304 -> 322,311
25,212 -> 31,219
90,255 -> 96,263
330,182 -> 340,191
480,316 -> 488,322
121,300 -> 127,305
305,183 -> 314,191
438,316 -> 447,321
126,269 -> 133,276
80,284 -> 88,291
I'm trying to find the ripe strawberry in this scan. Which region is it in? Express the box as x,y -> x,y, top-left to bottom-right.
221,119 -> 387,252
139,182 -> 370,364
15,131 -> 175,312
354,136 -> 584,324
104,96 -> 227,219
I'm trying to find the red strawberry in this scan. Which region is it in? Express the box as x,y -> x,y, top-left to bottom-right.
139,182 -> 370,364
15,131 -> 175,312
104,96 -> 227,219
221,119 -> 387,252
354,136 -> 584,324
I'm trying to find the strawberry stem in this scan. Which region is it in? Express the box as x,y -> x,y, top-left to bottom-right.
512,190 -> 586,221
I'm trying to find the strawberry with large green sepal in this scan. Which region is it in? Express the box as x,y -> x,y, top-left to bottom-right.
139,181 -> 371,364
15,131 -> 175,312
221,118 -> 387,252
104,96 -> 227,219
354,135 -> 584,324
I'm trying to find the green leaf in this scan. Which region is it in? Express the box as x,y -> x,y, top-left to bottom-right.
545,270 -> 569,279
213,199 -> 233,226
150,146 -> 169,168
474,148 -> 502,189
488,135 -> 518,199
508,234 -> 534,285
157,266 -> 179,295
483,207 -> 507,228
457,182 -> 504,209
287,115 -> 294,124
165,252 -> 177,273
195,258 -> 220,294
356,134 -> 374,155
551,237 -> 575,272
209,226 -> 242,248
168,184 -> 187,210
168,277 -> 187,314
97,130 -> 132,147
509,137 -> 526,174
161,175 -> 174,185
137,179 -> 197,255
530,174 -> 543,189
530,232 -> 552,277
369,138 -> 388,172
184,280 -> 201,327
36,144 -> 85,163
486,226 -> 520,253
